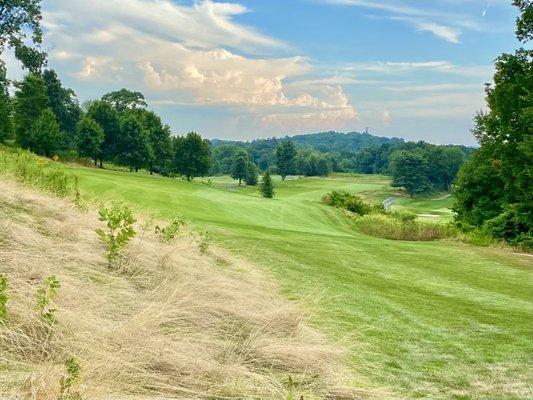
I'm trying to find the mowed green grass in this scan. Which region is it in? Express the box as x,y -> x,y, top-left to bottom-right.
69,165 -> 532,400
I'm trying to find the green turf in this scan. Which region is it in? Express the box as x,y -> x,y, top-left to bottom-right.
68,165 -> 533,399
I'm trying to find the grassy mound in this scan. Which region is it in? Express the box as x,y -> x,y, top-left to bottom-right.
353,213 -> 454,241
0,179 -> 363,400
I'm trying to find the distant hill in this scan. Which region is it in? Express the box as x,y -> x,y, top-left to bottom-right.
211,130 -> 403,154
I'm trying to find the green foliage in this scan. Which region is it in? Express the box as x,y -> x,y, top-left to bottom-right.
231,149 -> 248,186
27,108 -> 62,157
76,116 -> 104,165
0,274 -> 8,323
259,171 -> 274,198
155,215 -> 187,242
36,275 -> 60,325
389,150 -> 428,197
391,210 -> 417,224
42,69 -> 81,149
140,110 -> 173,175
322,190 -> 372,215
453,4 -> 532,245
95,203 -> 137,264
0,0 -> 46,72
59,356 -> 82,400
86,100 -> 120,167
514,0 -> 533,42
102,88 -> 147,111
245,160 -> 258,186
13,73 -> 49,148
0,62 -> 13,143
355,213 -> 454,241
198,230 -> 211,254
116,114 -> 151,172
276,140 -> 297,180
0,148 -> 76,196
172,132 -> 212,181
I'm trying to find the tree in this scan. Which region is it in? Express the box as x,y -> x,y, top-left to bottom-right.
276,140 -> 297,180
102,89 -> 147,112
245,161 -> 259,186
0,62 -> 13,142
13,73 -> 49,149
0,0 -> 47,72
139,110 -> 173,175
231,149 -> 249,186
117,115 -> 151,172
27,108 -> 61,157
86,100 -> 120,167
315,156 -> 331,177
389,150 -> 428,197
173,132 -> 212,181
259,171 -> 274,198
42,69 -> 82,149
77,116 -> 104,166
454,2 -> 532,245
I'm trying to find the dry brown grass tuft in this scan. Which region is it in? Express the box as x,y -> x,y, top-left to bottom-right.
0,179 -> 375,399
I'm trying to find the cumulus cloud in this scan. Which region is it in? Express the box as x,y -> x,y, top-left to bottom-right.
42,0 -> 357,133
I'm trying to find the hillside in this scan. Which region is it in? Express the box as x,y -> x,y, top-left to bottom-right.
0,178 -> 367,400
64,166 -> 533,400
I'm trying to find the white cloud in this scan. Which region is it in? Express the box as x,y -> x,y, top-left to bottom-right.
41,0 -> 357,133
416,22 -> 460,43
381,109 -> 392,124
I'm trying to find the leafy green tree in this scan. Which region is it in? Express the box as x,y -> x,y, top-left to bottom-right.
212,144 -> 239,174
102,88 -> 147,112
0,62 -> 13,142
117,114 -> 151,172
77,116 -> 104,166
13,73 -> 49,149
259,171 -> 274,198
172,132 -> 212,181
27,108 -> 61,157
245,160 -> 259,186
42,69 -> 81,149
0,0 -> 47,72
315,156 -> 331,177
276,140 -> 296,180
389,150 -> 428,197
231,149 -> 249,186
96,203 -> 136,266
86,100 -> 120,167
139,110 -> 173,175
454,2 -> 532,244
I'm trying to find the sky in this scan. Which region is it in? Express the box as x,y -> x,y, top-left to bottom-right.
4,0 -> 521,145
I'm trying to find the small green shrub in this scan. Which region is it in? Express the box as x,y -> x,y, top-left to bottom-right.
391,210 -> 417,224
59,357 -> 82,400
355,214 -> 454,241
96,203 -> 136,265
322,190 -> 372,215
0,274 -> 7,323
155,215 -> 187,242
198,231 -> 211,254
36,276 -> 60,325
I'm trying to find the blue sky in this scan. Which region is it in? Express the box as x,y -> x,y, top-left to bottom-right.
5,0 -> 521,144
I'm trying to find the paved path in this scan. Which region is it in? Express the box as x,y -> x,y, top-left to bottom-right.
382,196 -> 399,211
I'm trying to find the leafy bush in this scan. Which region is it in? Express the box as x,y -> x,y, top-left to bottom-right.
155,215 -> 187,242
59,357 -> 82,400
96,203 -> 137,265
322,190 -> 372,215
0,274 -> 7,323
483,204 -> 532,243
198,231 -> 211,254
0,148 -> 77,197
391,210 -> 417,224
354,214 -> 454,241
36,276 -> 60,325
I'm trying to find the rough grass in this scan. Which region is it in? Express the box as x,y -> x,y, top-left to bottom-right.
0,179 -> 376,400
353,213 -> 455,241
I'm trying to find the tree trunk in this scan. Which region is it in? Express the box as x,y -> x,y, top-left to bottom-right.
99,158 -> 103,168
239,178 -> 242,186
135,166 -> 138,172
94,157 -> 98,166
187,175 -> 191,182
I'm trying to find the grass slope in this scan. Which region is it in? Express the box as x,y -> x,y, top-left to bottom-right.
69,166 -> 533,399
0,178 -> 361,399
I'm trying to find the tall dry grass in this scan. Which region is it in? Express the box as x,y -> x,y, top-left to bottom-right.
0,179 -> 378,400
